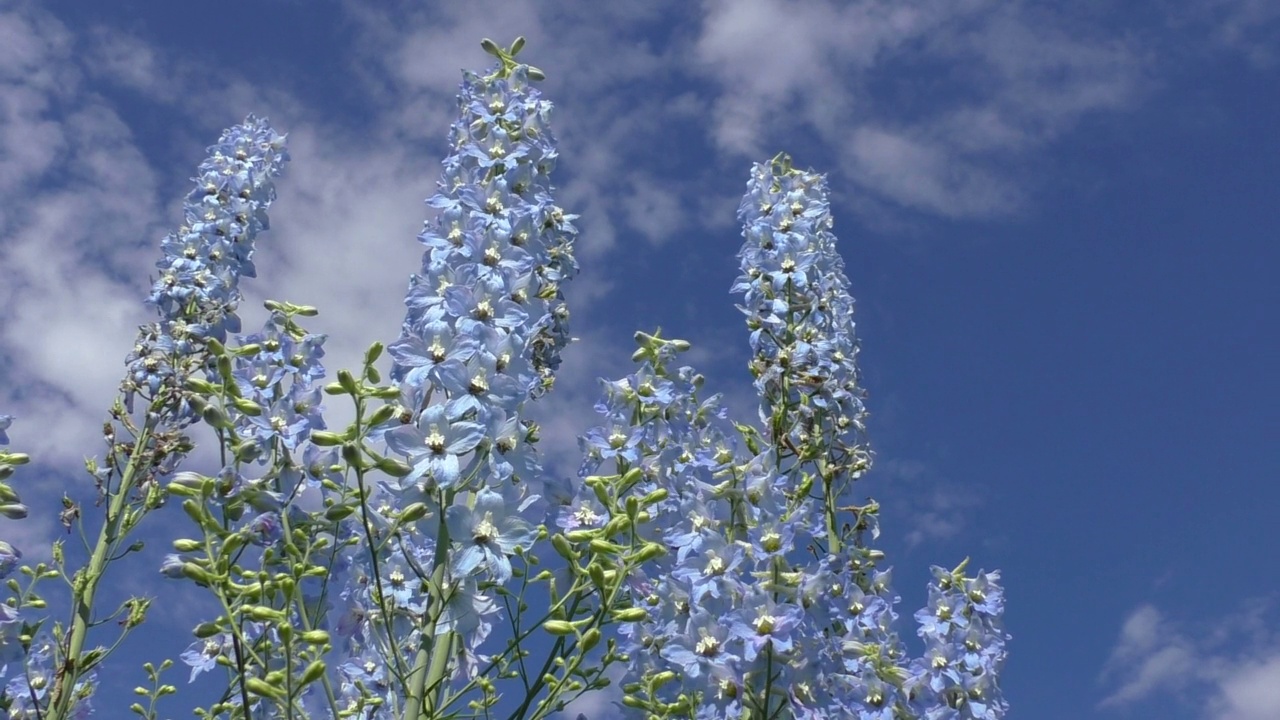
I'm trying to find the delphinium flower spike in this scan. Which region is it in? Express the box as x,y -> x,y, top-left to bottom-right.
323,38 -> 578,719
46,117 -> 288,719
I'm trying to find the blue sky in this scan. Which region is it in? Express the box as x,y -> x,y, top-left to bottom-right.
1,1 -> 1277,718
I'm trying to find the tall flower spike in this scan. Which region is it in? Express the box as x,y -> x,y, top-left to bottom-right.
732,152 -> 872,545
126,117 -> 289,426
46,118 -> 288,720
388,37 -> 577,454
350,41 -> 578,719
148,116 -> 288,343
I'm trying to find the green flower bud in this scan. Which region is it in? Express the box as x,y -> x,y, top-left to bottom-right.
375,456 -> 412,477
299,630 -> 331,645
245,605 -> 285,622
309,431 -> 344,446
551,534 -> 577,560
397,502 -> 429,523
324,503 -> 356,521
230,397 -> 262,416
365,404 -> 397,427
243,676 -> 282,699
299,660 -> 326,685
611,607 -> 649,622
543,620 -> 575,635
337,369 -> 360,395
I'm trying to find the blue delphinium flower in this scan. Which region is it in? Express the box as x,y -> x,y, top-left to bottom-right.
326,42 -> 579,714
594,157 -> 1007,719
385,398 -> 486,490
121,116 -> 288,429
445,488 -> 537,583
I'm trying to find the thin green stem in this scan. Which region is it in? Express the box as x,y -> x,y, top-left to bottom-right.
48,412 -> 158,719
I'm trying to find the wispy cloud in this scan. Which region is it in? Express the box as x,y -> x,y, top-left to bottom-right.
1099,601 -> 1280,719
694,0 -> 1148,218
1190,0 -> 1280,66
876,458 -> 985,550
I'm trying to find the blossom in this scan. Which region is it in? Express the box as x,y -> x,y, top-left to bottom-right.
385,399 -> 486,490
446,488 -> 538,583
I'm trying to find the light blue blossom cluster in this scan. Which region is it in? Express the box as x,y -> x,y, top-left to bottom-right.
908,564 -> 1008,718
123,117 -> 289,424
565,158 -> 1008,718
316,49 -> 579,715
733,153 -> 871,532
0,38 -> 1008,720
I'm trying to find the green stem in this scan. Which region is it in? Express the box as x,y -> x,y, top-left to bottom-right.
48,415 -> 157,719
404,489 -> 454,720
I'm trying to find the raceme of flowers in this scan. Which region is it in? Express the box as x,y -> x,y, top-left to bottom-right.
0,38 -> 1007,720
555,158 -> 1008,719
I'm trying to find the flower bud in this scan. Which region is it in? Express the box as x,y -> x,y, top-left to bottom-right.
193,622 -> 221,638
243,676 -> 282,699
324,503 -> 356,521
309,431 -> 344,446
299,630 -> 330,645
365,404 -> 397,427
611,607 -> 648,622
337,369 -> 359,395
245,605 -> 285,622
631,543 -> 666,562
543,620 -> 575,635
375,456 -> 412,477
551,534 -> 576,560
299,660 -> 326,685
397,502 -> 429,523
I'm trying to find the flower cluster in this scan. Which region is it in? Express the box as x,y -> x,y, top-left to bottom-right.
733,152 -> 871,532
0,38 -> 1008,720
313,44 -> 579,717
562,158 -> 1010,719
125,117 -> 289,426
908,565 -> 1009,718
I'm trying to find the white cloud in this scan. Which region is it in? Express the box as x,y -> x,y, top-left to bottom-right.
1208,654 -> 1280,720
1099,602 -> 1280,719
1192,0 -> 1280,66
694,0 -> 1147,218
876,458 -> 985,549
1098,605 -> 1204,707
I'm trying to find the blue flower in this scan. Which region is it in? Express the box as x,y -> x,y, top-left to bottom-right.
0,541 -> 19,580
386,399 -> 485,490
726,593 -> 803,663
659,609 -> 740,680
180,634 -> 233,683
446,488 -> 537,583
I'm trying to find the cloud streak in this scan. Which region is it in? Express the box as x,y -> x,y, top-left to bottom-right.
1100,601 -> 1280,719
